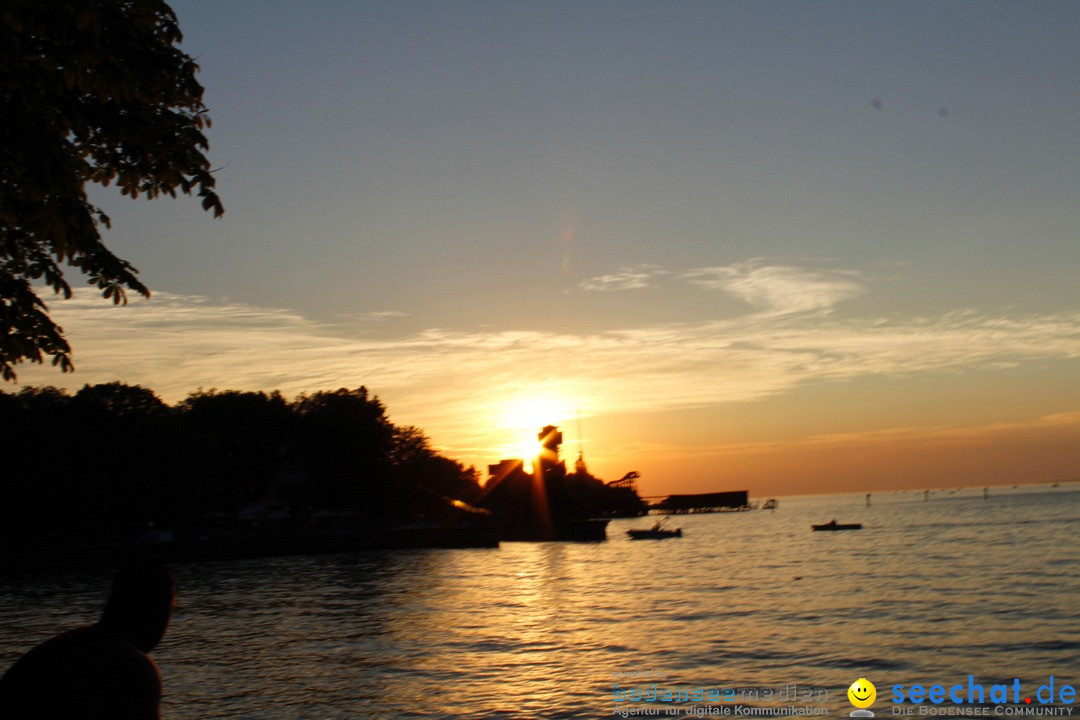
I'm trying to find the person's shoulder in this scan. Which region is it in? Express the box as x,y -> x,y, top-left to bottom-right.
59,624 -> 161,676
0,625 -> 93,680
0,624 -> 162,720
0,626 -> 93,715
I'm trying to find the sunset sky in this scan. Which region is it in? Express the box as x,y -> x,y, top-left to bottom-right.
15,1 -> 1080,497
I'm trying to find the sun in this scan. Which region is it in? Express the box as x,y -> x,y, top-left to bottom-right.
498,396 -> 573,471
501,397 -> 569,432
516,439 -> 545,473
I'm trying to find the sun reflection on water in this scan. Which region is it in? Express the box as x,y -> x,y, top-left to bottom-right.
1,489 -> 1077,719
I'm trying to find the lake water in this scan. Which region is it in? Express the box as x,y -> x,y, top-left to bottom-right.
2,485 -> 1078,719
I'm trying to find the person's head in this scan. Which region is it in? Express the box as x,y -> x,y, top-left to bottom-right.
99,565 -> 176,652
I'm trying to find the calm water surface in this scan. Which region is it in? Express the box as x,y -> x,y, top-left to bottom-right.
2,486 -> 1078,719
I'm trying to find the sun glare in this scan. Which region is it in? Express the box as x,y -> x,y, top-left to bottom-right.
499,396 -> 574,471
501,397 -> 570,432
520,440 -> 544,474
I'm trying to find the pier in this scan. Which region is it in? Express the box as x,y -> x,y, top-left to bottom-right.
646,490 -> 751,514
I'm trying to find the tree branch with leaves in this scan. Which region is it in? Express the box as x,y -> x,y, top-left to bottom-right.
0,0 -> 223,380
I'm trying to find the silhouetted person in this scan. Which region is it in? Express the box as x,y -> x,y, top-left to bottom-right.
0,565 -> 176,720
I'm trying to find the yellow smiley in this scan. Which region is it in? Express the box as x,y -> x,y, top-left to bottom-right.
848,678 -> 877,708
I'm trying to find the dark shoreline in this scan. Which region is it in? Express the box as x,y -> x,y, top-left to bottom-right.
0,519 -> 613,573
0,526 -> 499,573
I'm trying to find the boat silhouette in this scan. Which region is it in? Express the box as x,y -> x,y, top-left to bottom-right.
811,519 -> 862,531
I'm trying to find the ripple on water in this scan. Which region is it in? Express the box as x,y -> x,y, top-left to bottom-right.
1,489 -> 1077,719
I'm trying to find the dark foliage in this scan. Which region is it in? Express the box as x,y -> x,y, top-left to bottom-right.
1,0 -> 223,380
0,383 -> 480,545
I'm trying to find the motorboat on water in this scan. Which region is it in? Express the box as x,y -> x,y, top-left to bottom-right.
812,519 -> 862,531
628,527 -> 682,539
627,517 -> 682,540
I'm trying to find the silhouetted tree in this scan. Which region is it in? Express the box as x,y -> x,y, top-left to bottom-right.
0,382 -> 497,545
389,425 -> 481,508
72,381 -> 169,418
562,469 -> 648,517
291,387 -> 395,512
388,425 -> 435,467
0,386 -> 76,541
0,383 -> 182,542
178,389 -> 293,513
1,0 -> 223,381
67,383 -> 179,540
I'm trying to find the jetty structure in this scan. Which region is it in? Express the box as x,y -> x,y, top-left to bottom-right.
647,490 -> 751,514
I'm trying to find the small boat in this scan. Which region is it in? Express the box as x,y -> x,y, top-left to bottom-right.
761,498 -> 778,510
628,527 -> 682,539
628,517 -> 682,540
812,520 -> 862,531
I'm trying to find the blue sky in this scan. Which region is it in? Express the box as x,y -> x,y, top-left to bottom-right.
19,1 -> 1080,494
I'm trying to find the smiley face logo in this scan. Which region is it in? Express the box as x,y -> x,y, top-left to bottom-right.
848,678 -> 877,709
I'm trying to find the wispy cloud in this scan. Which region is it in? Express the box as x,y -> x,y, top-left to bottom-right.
595,411 -> 1080,463
334,310 -> 410,322
577,264 -> 667,292
578,259 -> 864,315
11,287 -> 1080,464
794,411 -> 1080,451
681,260 -> 864,315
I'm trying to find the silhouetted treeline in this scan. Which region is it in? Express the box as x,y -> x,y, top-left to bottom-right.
0,383 -> 479,545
